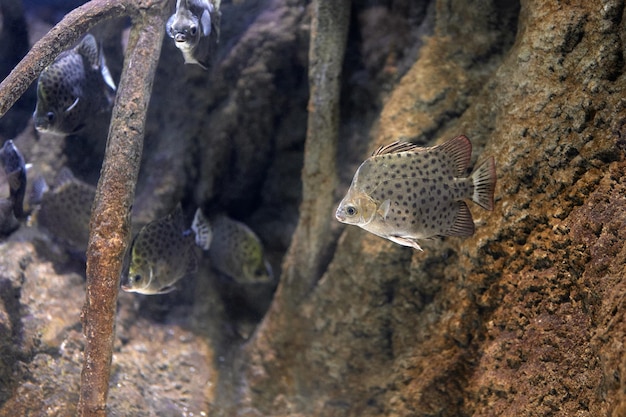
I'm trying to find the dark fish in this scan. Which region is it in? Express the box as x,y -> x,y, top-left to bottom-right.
121,206 -> 211,295
0,140 -> 27,218
336,135 -> 496,250
166,0 -> 221,69
33,34 -> 116,136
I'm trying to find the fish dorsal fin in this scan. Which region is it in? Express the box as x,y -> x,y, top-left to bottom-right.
372,141 -> 425,156
76,34 -> 99,69
438,135 -> 472,177
168,203 -> 186,230
446,201 -> 475,237
53,167 -> 76,188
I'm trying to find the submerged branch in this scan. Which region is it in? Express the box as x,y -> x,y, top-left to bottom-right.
280,0 -> 350,299
78,3 -> 167,417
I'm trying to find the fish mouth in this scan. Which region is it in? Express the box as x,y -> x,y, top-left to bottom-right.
335,207 -> 346,222
174,33 -> 188,43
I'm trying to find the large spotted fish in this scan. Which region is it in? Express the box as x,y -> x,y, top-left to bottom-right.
166,0 -> 221,69
33,34 -> 116,136
121,206 -> 211,295
335,135 -> 496,250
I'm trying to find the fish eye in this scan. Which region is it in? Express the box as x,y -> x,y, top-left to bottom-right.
345,205 -> 358,216
46,112 -> 55,123
133,274 -> 142,283
189,26 -> 197,36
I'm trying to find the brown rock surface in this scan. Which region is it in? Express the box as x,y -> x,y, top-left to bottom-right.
1,0 -> 626,415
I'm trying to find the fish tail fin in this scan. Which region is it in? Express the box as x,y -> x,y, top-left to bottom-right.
192,208 -> 212,251
470,156 -> 496,211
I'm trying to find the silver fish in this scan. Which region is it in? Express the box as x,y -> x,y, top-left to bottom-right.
166,0 -> 221,69
121,206 -> 211,295
208,214 -> 273,285
33,168 -> 96,252
0,140 -> 27,219
33,34 -> 116,136
336,135 -> 496,250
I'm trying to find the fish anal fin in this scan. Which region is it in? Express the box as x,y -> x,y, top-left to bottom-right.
447,201 -> 475,237
372,141 -> 426,156
387,235 -> 423,251
471,156 -> 496,211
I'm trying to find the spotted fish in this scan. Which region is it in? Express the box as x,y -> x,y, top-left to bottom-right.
33,34 -> 116,136
166,0 -> 221,69
207,214 -> 273,285
335,135 -> 496,250
121,206 -> 211,295
0,140 -> 27,219
33,168 -> 96,253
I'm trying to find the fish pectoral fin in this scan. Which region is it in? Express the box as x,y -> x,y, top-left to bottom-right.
65,97 -> 80,113
378,199 -> 391,219
388,235 -> 423,251
155,285 -> 177,295
200,9 -> 212,37
446,201 -> 475,237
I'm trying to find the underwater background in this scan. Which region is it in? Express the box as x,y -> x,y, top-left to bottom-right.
1,0 -> 626,416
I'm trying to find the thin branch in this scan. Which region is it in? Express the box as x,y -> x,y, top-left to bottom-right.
77,3 -> 168,417
280,0 -> 350,300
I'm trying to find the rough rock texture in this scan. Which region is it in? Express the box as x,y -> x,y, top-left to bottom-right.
1,0 -> 626,415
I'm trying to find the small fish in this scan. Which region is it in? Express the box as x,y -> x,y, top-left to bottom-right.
0,140 -> 27,219
33,168 -> 96,252
0,199 -> 19,236
33,34 -> 116,136
121,206 -> 211,295
208,214 -> 273,285
166,0 -> 221,69
336,135 -> 496,250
